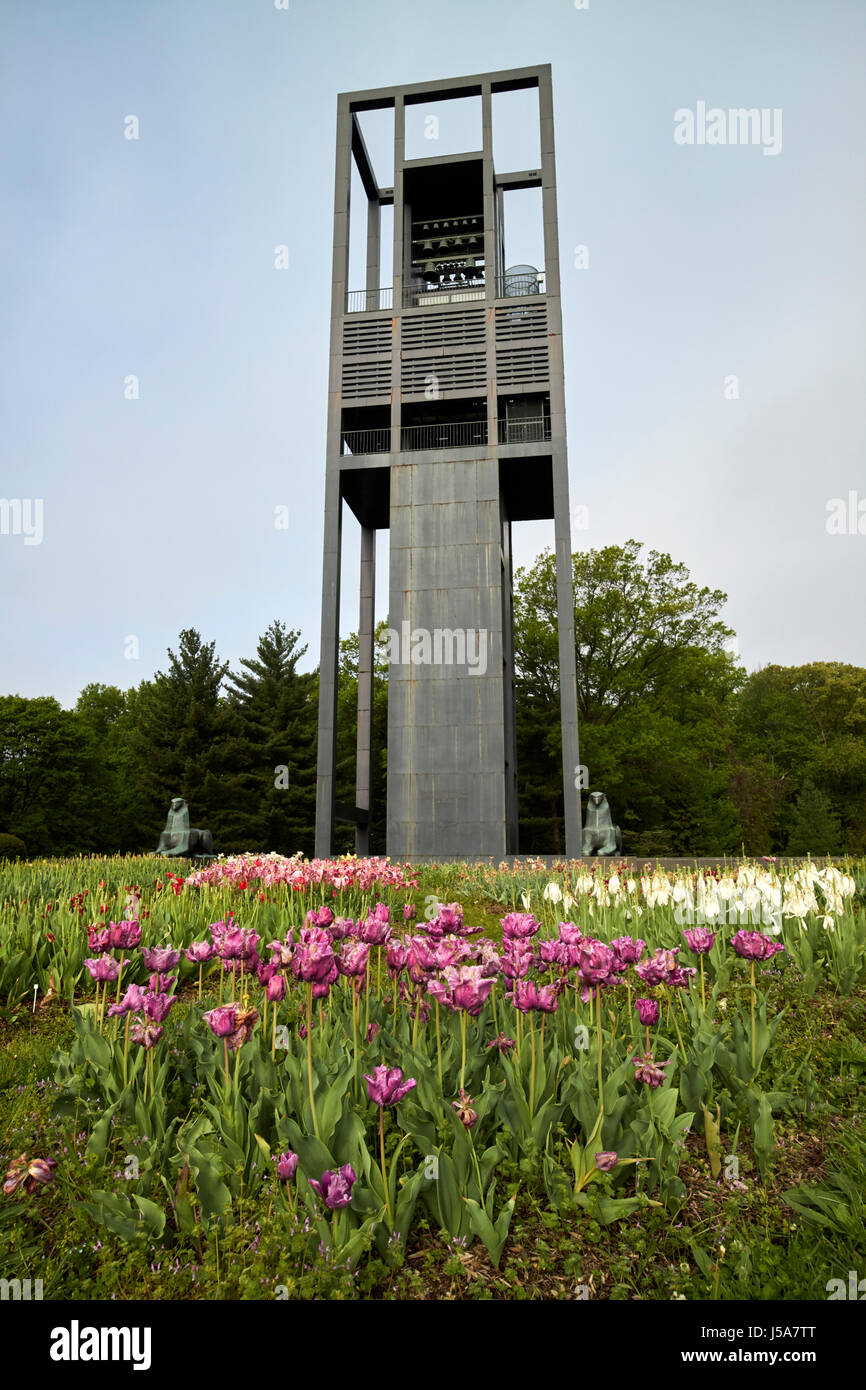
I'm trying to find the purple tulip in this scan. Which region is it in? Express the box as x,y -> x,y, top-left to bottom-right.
403,903 -> 417,922
266,973 -> 287,1002
730,931 -> 786,961
148,972 -> 175,993
108,920 -> 141,950
184,940 -> 216,963
635,997 -> 660,1026
668,965 -> 698,990
141,946 -> 181,973
635,947 -> 680,987
501,938 -> 534,981
204,1005 -> 238,1038
512,979 -> 559,1014
327,917 -> 354,941
443,965 -> 493,1016
577,940 -> 617,985
143,991 -> 176,1023
611,935 -> 646,966
107,983 -> 148,1017
87,927 -> 112,952
366,1022 -> 379,1043
487,1032 -> 516,1052
365,1064 -> 417,1107
501,912 -> 540,940
336,941 -> 371,978
538,938 -> 568,968
386,941 -> 410,978
308,1164 -> 356,1210
84,954 -> 121,983
682,927 -> 716,955
276,1151 -> 298,1182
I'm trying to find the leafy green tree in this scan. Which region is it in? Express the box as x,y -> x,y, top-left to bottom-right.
130,629 -> 231,844
0,696 -> 86,854
513,541 -> 743,854
220,621 -> 317,854
786,778 -> 843,856
734,663 -> 866,852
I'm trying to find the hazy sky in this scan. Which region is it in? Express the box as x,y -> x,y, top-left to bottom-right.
2,0 -> 864,708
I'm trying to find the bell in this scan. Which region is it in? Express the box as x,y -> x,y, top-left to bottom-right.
422,223 -> 430,232
453,236 -> 463,249
424,261 -> 435,273
439,238 -> 449,251
422,240 -> 433,251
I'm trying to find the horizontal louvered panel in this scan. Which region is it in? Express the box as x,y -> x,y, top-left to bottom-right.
495,302 -> 548,342
401,352 -> 487,394
496,344 -> 549,386
341,360 -> 393,399
401,307 -> 486,352
342,317 -> 393,357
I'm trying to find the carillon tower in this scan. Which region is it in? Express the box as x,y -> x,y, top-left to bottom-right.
315,64 -> 581,861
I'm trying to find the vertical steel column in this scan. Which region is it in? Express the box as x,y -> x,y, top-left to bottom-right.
355,525 -> 376,855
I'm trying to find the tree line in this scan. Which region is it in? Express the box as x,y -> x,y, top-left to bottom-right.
2,542 -> 864,859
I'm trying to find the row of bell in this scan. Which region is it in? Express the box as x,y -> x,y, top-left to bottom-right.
417,218 -> 481,232
417,235 -> 480,251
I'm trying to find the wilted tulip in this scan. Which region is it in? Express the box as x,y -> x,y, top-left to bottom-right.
632,1051 -> 673,1089
487,1032 -> 516,1052
3,1153 -> 58,1195
130,1021 -> 163,1050
594,1151 -> 618,1172
451,1087 -> 478,1127
308,1164 -> 356,1210
365,1064 -> 417,1107
227,1007 -> 259,1051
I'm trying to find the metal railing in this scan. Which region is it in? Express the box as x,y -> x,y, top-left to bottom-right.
341,417 -> 546,455
497,417 -> 551,445
401,420 -> 488,451
345,287 -> 393,314
403,282 -> 486,309
495,270 -> 546,297
341,428 -> 391,455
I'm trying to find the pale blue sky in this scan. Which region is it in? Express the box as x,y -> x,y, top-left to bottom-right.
2,0 -> 864,706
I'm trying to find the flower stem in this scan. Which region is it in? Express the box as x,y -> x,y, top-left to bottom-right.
529,1010 -> 537,1116
460,1011 -> 467,1091
307,984 -> 320,1138
379,1105 -> 393,1228
750,961 -> 757,1072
